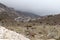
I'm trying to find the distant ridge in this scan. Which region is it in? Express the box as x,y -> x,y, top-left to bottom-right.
0,3 -> 7,8
34,14 -> 60,25
16,11 -> 40,18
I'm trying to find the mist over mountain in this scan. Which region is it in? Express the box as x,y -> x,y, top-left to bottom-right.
0,0 -> 60,16
0,3 -> 40,24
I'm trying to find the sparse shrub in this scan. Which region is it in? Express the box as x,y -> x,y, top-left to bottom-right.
1,21 -> 4,23
17,23 -> 20,26
0,19 -> 2,21
25,25 -> 32,28
28,25 -> 32,27
54,22 -> 56,23
59,24 -> 60,25
46,23 -> 49,24
39,32 -> 42,34
29,32 -> 36,37
32,23 -> 35,25
25,25 -> 32,29
31,27 -> 36,29
47,15 -> 53,18
40,22 -> 42,24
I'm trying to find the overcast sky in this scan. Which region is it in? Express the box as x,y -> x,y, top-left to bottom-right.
0,0 -> 60,16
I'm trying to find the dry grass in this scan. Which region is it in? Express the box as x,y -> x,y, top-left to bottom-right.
1,21 -> 60,40
0,14 -> 60,40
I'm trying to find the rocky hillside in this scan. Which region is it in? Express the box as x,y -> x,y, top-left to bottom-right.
0,3 -> 20,23
16,11 -> 40,18
0,3 -> 40,23
1,3 -> 60,40
32,14 -> 60,25
1,3 -> 60,25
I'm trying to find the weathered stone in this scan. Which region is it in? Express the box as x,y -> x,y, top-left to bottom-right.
0,26 -> 30,40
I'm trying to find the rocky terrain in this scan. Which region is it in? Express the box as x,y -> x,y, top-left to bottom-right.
0,26 -> 30,40
0,3 -> 60,40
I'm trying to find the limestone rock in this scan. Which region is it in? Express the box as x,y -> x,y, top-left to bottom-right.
0,26 -> 30,40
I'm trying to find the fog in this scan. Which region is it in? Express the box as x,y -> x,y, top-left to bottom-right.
0,0 -> 60,16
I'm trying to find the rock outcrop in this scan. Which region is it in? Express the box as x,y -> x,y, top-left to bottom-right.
0,26 -> 30,40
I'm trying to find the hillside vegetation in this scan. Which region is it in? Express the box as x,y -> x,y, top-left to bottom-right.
0,3 -> 60,40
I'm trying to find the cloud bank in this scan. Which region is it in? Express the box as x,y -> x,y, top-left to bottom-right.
0,0 -> 60,16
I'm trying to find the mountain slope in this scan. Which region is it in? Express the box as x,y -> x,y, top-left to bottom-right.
0,3 -> 19,20
16,11 -> 40,18
35,14 -> 60,25
0,3 -> 40,22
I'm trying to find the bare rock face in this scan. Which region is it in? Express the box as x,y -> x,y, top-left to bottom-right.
0,26 -> 30,40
